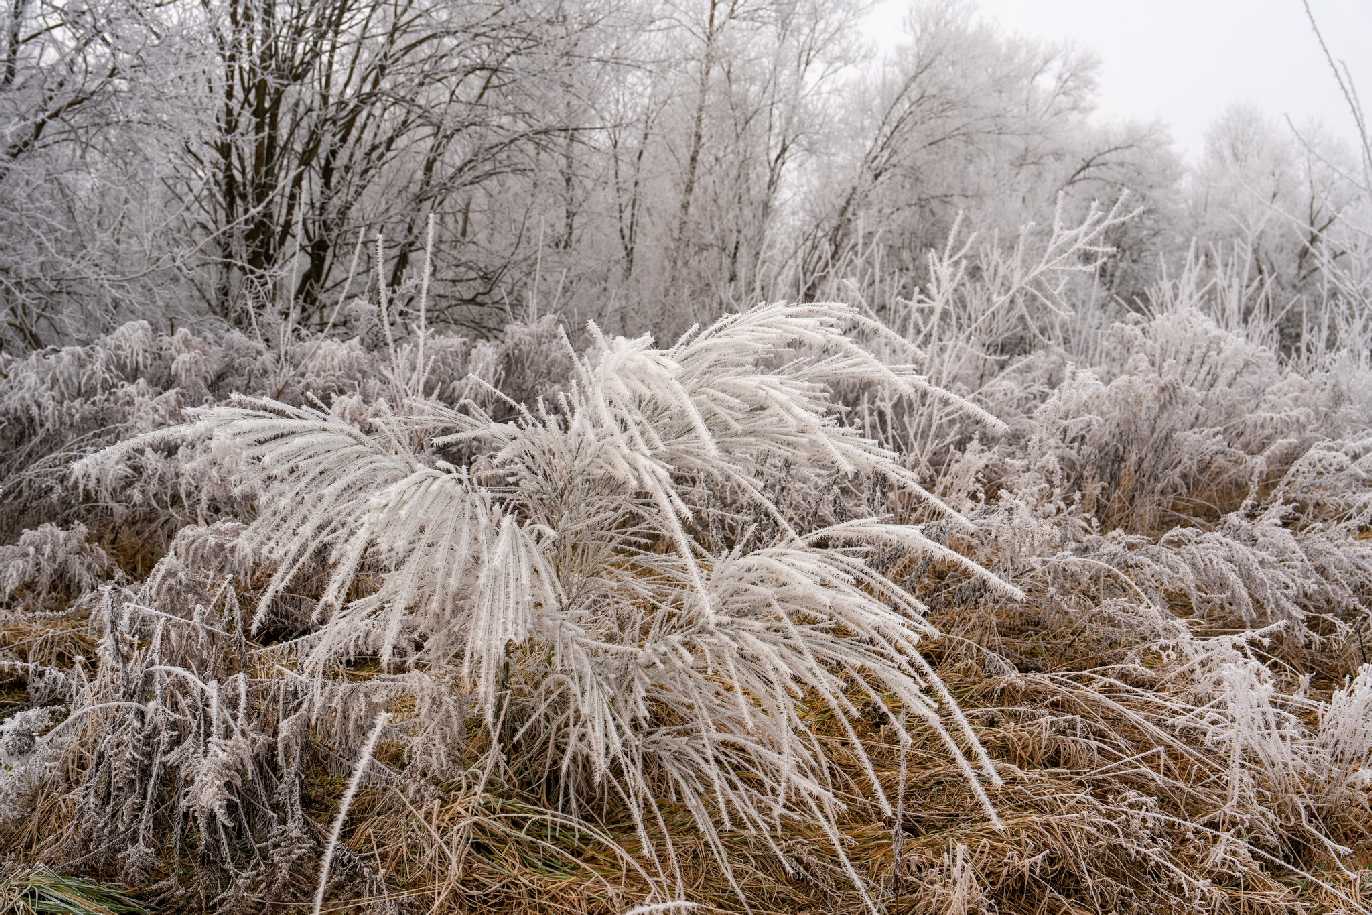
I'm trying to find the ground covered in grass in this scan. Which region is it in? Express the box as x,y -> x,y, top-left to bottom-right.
1,260 -> 1369,915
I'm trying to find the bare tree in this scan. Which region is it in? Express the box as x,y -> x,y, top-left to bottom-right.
170,0 -> 611,329
0,0 -> 173,350
794,1 -> 1174,304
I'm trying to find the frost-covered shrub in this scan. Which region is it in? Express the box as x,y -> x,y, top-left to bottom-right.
0,524 -> 114,611
1314,665 -> 1372,804
843,201 -> 1130,466
1072,500 -> 1372,651
0,705 -> 67,822
1177,644 -> 1309,826
1155,507 -> 1369,634
1271,437 -> 1372,527
1018,307 -> 1300,532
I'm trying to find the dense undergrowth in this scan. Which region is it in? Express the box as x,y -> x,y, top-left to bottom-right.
0,210 -> 1370,914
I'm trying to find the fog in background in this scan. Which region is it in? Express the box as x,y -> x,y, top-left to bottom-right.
867,0 -> 1372,159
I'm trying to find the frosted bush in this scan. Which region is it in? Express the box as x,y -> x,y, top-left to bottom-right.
0,524 -> 114,610
1178,646 -> 1308,821
1314,665 -> 1372,803
0,705 -> 67,824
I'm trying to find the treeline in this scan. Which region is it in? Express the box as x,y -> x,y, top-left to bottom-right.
0,0 -> 1364,349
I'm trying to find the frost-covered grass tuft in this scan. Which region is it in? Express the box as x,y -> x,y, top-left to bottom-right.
167,302 -> 1018,909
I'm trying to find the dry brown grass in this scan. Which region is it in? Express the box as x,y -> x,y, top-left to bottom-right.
280,594 -> 1368,915
1,520 -> 1367,914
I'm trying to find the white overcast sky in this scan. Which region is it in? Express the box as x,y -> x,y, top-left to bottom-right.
865,0 -> 1372,162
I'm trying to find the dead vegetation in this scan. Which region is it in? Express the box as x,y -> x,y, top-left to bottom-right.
0,223 -> 1369,915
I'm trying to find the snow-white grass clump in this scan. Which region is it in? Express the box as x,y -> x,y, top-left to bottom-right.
177,302 -> 1021,905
